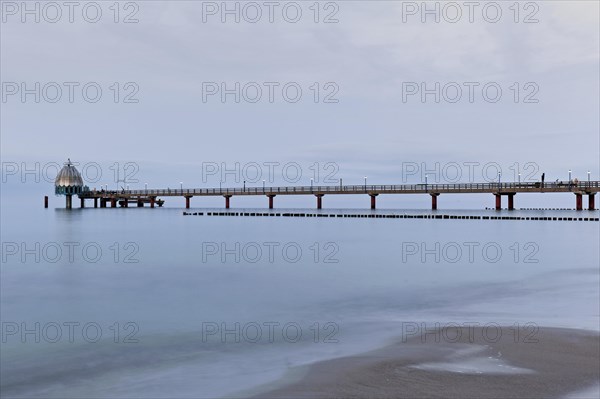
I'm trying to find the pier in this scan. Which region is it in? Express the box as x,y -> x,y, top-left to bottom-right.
74,181 -> 600,211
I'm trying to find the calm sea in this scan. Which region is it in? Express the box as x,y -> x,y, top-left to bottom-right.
1,191 -> 599,398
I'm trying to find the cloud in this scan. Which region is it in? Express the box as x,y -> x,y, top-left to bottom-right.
1,1 -> 598,178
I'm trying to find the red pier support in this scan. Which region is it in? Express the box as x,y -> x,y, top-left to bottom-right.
268,195 -> 275,209
224,195 -> 231,209
150,197 -> 155,208
185,196 -> 191,209
508,193 -> 514,211
575,193 -> 583,211
430,193 -> 439,210
370,194 -> 378,209
316,194 -> 323,209
589,194 -> 596,211
111,198 -> 117,208
44,196 -> 48,208
495,194 -> 501,210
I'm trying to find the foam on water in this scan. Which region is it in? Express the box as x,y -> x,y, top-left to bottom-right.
411,345 -> 535,375
564,384 -> 600,399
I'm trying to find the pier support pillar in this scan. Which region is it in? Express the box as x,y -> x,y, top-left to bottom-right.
94,198 -> 98,208
315,194 -> 324,209
137,200 -> 144,207
123,199 -> 128,208
80,198 -> 85,208
430,193 -> 439,210
369,194 -> 378,209
268,195 -> 276,209
589,194 -> 596,211
150,197 -> 155,208
44,196 -> 48,208
111,198 -> 117,208
495,194 -> 501,210
66,195 -> 72,209
575,193 -> 583,211
100,199 -> 106,208
224,195 -> 231,209
185,196 -> 191,209
508,193 -> 515,211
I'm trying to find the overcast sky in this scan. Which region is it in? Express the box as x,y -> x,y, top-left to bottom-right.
1,0 -> 598,189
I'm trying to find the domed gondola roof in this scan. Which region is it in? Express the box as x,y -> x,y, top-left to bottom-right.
55,159 -> 83,188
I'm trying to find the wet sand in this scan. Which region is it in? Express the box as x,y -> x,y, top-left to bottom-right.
253,327 -> 600,398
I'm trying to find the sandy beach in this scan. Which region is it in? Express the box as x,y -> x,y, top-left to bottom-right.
253,326 -> 600,399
